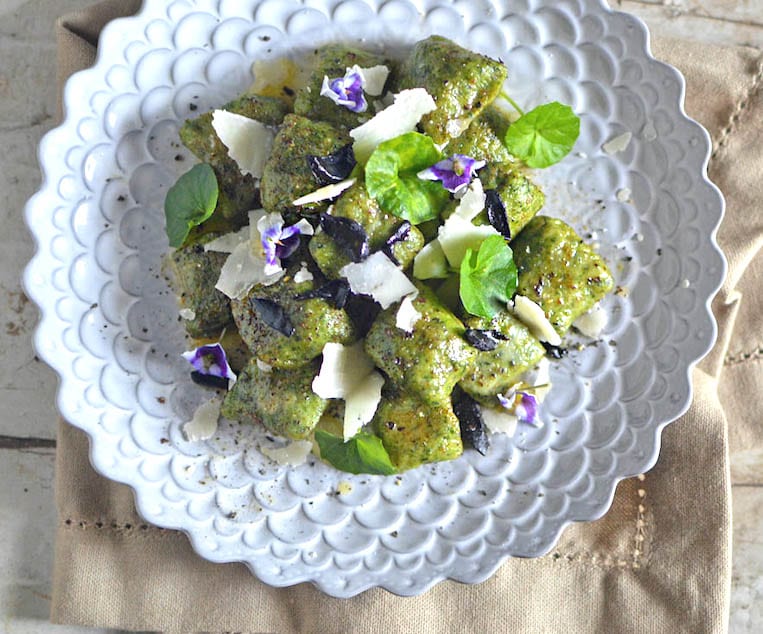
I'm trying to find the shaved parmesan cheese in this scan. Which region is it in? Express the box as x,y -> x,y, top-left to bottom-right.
312,341 -> 374,399
256,359 -> 272,373
311,341 -> 384,440
350,88 -> 437,162
438,215 -> 501,268
445,117 -> 470,139
292,178 -> 356,206
511,295 -> 562,346
260,439 -> 313,466
480,405 -> 518,436
343,371 -> 385,440
573,303 -> 607,338
453,178 -> 486,221
294,262 -> 314,283
396,293 -> 421,333
215,241 -> 283,299
602,132 -> 632,155
178,308 -> 196,321
340,252 -> 417,309
211,110 -> 274,178
413,239 -> 449,280
359,65 -> 389,96
183,396 -> 222,441
204,225 -> 250,253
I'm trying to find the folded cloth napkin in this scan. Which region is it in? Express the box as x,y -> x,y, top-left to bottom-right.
49,2 -> 763,632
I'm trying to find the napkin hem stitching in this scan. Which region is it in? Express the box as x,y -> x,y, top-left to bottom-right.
712,52 -> 763,159
546,475 -> 650,570
724,346 -> 763,366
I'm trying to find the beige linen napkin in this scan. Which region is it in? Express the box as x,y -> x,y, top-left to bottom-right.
49,3 -> 763,632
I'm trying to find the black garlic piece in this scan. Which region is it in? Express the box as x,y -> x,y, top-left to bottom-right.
344,294 -> 381,338
295,279 -> 351,310
190,371 -> 229,390
380,221 -> 412,265
542,341 -> 568,359
319,213 -> 370,263
452,390 -> 489,455
464,328 -> 506,352
307,143 -> 357,186
485,189 -> 511,239
249,297 -> 295,337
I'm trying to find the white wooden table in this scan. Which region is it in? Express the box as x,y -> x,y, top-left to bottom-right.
1,1 -> 760,632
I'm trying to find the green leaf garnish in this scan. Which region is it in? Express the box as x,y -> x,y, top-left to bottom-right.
365,132 -> 450,224
459,235 -> 518,319
315,430 -> 397,475
504,102 -> 580,169
164,163 -> 219,248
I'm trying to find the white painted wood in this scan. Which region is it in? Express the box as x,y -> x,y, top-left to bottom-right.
622,1 -> 763,48
730,486 -> 763,634
625,0 -> 763,27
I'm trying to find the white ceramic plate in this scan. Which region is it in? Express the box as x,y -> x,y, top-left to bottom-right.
25,0 -> 724,597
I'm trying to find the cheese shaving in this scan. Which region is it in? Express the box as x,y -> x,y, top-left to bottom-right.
311,341 -> 385,440
340,252 -> 417,309
511,295 -> 562,346
437,215 -> 501,268
573,303 -> 607,338
453,178 -> 486,221
602,132 -> 632,155
359,64 -> 390,96
350,88 -> 437,163
211,110 -> 274,178
395,293 -> 421,333
260,439 -> 313,466
292,178 -> 356,206
294,262 -> 314,283
182,395 -> 222,441
413,239 -> 449,280
204,225 -> 250,253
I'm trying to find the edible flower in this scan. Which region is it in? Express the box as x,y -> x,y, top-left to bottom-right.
257,213 -> 314,275
417,154 -> 486,193
497,389 -> 543,427
321,66 -> 367,113
182,343 -> 236,382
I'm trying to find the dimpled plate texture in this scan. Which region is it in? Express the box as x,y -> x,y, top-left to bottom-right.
24,0 -> 725,597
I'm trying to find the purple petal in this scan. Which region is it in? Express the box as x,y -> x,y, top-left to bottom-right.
275,230 -> 302,261
321,69 -> 367,113
261,234 -> 280,268
417,154 -> 486,193
182,343 -> 236,381
515,392 -> 542,427
497,393 -> 514,409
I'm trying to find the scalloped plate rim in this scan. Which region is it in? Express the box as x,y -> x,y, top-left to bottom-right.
23,0 -> 726,597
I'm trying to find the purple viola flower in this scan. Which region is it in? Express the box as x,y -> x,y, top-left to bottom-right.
320,66 -> 367,113
417,154 -> 486,193
182,343 -> 236,381
497,390 -> 543,427
257,213 -> 314,276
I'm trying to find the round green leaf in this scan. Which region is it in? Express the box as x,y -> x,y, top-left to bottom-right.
164,163 -> 219,248
459,235 -> 518,319
504,102 -> 580,169
365,132 -> 449,224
